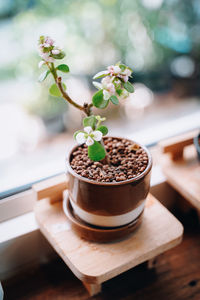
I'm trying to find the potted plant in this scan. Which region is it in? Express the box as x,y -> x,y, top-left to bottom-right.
37,36 -> 152,242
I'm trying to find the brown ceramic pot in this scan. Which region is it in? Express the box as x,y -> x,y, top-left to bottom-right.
63,196 -> 143,242
65,137 -> 152,230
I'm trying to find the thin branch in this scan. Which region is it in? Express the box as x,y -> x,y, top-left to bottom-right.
47,63 -> 93,116
57,77 -> 85,112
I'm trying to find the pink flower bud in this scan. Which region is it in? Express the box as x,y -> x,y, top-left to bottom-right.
107,65 -> 121,75
119,74 -> 128,82
45,36 -> 54,46
52,49 -> 60,55
123,75 -> 129,82
43,43 -> 50,48
40,53 -> 55,63
122,68 -> 132,76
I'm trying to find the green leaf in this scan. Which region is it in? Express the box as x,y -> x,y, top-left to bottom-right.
93,70 -> 108,80
51,51 -> 66,60
57,64 -> 70,73
49,83 -> 66,97
38,70 -> 50,82
92,89 -> 109,109
97,125 -> 108,136
92,81 -> 102,90
88,141 -> 106,161
110,95 -> 119,105
43,47 -> 50,53
39,36 -> 45,44
119,64 -> 126,71
98,99 -> 109,109
116,89 -> 123,96
123,81 -> 134,93
83,115 -> 97,130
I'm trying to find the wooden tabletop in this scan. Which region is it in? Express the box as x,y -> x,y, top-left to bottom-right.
3,208 -> 200,300
34,194 -> 183,285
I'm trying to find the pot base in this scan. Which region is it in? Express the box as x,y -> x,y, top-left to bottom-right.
63,196 -> 143,243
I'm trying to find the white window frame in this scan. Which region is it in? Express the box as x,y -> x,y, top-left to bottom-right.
0,110 -> 199,223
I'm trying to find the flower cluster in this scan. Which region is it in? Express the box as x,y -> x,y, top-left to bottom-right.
93,63 -> 133,101
38,35 -> 65,67
75,126 -> 103,146
73,115 -> 108,161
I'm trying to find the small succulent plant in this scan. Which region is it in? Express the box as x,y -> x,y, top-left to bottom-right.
38,35 -> 134,162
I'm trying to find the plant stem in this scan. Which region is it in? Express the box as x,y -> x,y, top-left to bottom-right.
96,119 -> 101,128
47,62 -> 110,164
57,77 -> 86,112
48,63 -> 93,116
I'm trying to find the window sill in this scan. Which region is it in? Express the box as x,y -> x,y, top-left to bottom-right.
0,164 -> 166,244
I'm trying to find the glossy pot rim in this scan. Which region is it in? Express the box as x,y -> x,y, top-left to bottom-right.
66,136 -> 152,186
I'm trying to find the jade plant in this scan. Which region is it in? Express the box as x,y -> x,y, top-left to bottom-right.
38,35 -> 134,161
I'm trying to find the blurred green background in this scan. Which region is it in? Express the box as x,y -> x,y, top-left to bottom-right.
1,0 -> 200,119
1,0 -> 200,196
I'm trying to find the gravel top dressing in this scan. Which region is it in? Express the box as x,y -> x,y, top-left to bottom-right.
70,137 -> 148,183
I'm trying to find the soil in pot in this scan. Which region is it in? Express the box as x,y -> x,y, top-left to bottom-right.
70,137 -> 149,182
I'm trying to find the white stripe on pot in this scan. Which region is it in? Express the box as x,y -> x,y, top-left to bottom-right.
69,199 -> 145,228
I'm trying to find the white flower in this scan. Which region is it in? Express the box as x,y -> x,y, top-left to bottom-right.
84,126 -> 93,134
92,64 -> 133,100
75,132 -> 86,144
85,136 -> 94,146
76,126 -> 103,146
52,49 -> 60,55
92,130 -> 102,141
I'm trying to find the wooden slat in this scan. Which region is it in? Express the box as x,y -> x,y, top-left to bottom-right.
33,174 -> 68,204
159,130 -> 199,160
159,145 -> 200,209
158,129 -> 200,210
82,282 -> 102,296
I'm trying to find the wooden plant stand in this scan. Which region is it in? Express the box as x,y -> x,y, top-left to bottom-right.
159,130 -> 200,214
33,176 -> 183,296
